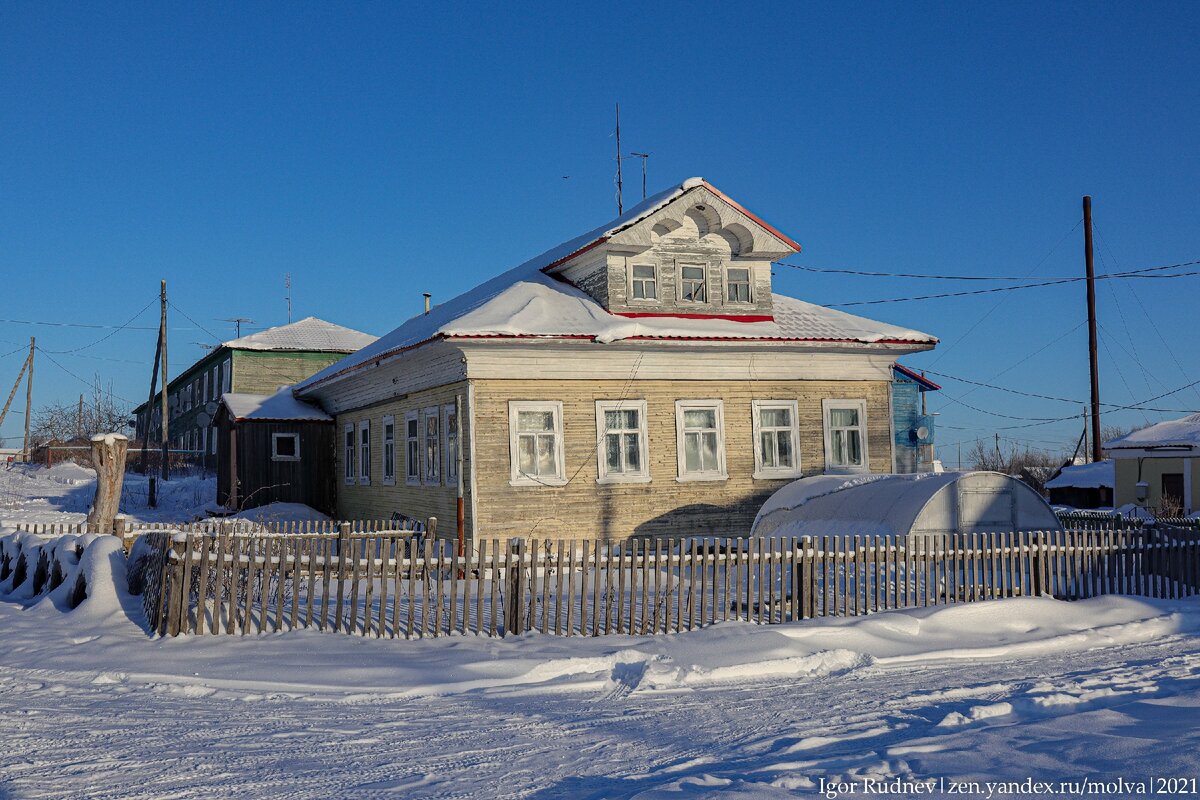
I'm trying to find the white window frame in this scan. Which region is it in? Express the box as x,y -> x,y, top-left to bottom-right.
344,423 -> 355,484
382,415 -> 396,485
822,398 -> 870,474
629,263 -> 659,302
726,266 -> 753,304
222,359 -> 232,394
674,400 -> 727,482
443,403 -> 459,487
595,399 -> 650,484
679,263 -> 708,304
358,420 -> 371,486
271,432 -> 301,462
422,406 -> 441,485
405,410 -> 420,486
508,401 -> 567,487
752,400 -> 802,479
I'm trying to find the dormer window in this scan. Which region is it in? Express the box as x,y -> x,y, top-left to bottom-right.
681,265 -> 707,303
727,268 -> 751,303
631,264 -> 657,300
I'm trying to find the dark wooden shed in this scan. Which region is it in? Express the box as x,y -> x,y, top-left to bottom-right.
215,388 -> 335,515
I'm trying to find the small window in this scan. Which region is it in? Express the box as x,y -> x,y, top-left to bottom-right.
675,400 -> 726,481
405,411 -> 420,485
822,399 -> 869,473
680,265 -> 707,303
423,407 -> 440,485
595,400 -> 650,483
382,415 -> 396,485
727,267 -> 752,303
222,360 -> 231,394
631,264 -> 657,301
752,400 -> 801,479
272,432 -> 300,462
344,423 -> 355,483
443,403 -> 459,487
358,420 -> 371,485
509,401 -> 566,486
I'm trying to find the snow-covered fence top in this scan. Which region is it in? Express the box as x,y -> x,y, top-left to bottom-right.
0,531 -> 127,616
140,529 -> 1200,639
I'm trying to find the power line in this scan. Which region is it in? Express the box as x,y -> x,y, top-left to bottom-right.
0,316 -> 195,331
921,367 -> 1197,413
43,299 -> 156,355
35,347 -> 137,405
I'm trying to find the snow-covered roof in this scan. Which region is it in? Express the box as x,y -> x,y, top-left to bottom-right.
295,179 -> 936,393
1105,414 -> 1200,451
220,389 -> 333,423
1045,460 -> 1114,490
751,471 -> 1062,539
223,317 -> 377,353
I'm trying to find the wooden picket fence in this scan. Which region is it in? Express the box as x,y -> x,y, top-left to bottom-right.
138,527 -> 1200,639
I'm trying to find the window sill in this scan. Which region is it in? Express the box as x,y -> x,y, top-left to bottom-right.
271,456 -> 301,463
510,476 -> 568,488
358,479 -> 371,486
344,478 -> 356,485
382,478 -> 397,486
753,470 -> 802,481
597,474 -> 652,485
406,479 -> 421,487
676,473 -> 727,483
824,466 -> 869,476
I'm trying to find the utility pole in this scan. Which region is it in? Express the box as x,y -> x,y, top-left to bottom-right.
22,337 -> 34,462
615,103 -> 623,215
140,303 -> 163,478
77,394 -> 84,438
994,432 -> 1003,470
1083,196 -> 1102,463
285,273 -> 293,323
1082,406 -> 1090,463
159,281 -> 170,482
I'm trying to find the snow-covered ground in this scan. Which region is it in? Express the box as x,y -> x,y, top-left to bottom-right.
4,466 -> 1200,798
0,462 -> 216,534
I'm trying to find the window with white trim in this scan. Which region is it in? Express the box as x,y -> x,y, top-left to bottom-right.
752,400 -> 801,479
382,415 -> 396,485
595,400 -> 649,483
822,399 -> 869,473
443,403 -> 459,487
509,401 -> 566,486
630,264 -> 657,301
680,264 -> 707,303
222,359 -> 232,394
423,407 -> 440,485
272,432 -> 300,461
727,267 -> 752,303
675,400 -> 726,480
358,420 -> 371,485
405,411 -> 419,485
344,423 -> 355,483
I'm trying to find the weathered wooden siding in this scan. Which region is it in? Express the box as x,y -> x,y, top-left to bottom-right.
334,380 -> 472,536
231,350 -> 352,397
471,377 -> 894,541
216,418 -> 335,514
891,381 -> 920,473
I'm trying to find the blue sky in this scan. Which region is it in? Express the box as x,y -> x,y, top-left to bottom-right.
2,2 -> 1198,460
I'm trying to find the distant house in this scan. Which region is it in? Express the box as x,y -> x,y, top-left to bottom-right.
1044,460 -> 1114,509
292,177 -> 938,542
1105,415 -> 1200,515
214,389 -> 335,514
133,317 -> 376,468
891,363 -> 939,473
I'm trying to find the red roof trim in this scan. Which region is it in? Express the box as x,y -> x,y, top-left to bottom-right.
446,333 -> 933,345
614,312 -> 775,323
892,363 -> 941,391
541,237 -> 609,274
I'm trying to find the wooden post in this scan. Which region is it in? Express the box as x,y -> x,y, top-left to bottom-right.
159,281 -> 170,482
22,337 -> 34,463
504,539 -> 523,635
1083,196 -> 1102,463
86,434 -> 129,534
114,516 -> 128,551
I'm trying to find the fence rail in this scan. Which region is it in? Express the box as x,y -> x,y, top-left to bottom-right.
139,528 -> 1200,639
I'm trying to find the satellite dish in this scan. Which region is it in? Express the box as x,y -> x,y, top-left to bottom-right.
915,425 -> 930,441
205,401 -> 218,415
196,412 -> 212,427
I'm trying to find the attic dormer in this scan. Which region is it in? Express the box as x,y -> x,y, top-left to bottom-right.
546,179 -> 800,320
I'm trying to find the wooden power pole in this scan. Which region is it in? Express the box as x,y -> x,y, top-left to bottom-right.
22,337 -> 34,461
615,102 -> 623,215
1083,196 -> 1102,463
159,281 -> 170,481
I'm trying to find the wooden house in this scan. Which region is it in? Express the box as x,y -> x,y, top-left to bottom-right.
1044,460 -> 1114,510
890,363 -> 939,473
292,178 -> 939,542
1106,415 -> 1200,515
214,389 -> 335,514
133,317 -> 375,469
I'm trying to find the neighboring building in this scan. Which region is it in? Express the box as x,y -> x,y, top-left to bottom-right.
891,363 -> 939,473
214,389 -> 335,514
293,177 -> 938,542
1106,415 -> 1200,515
1044,460 -> 1114,509
133,317 -> 376,468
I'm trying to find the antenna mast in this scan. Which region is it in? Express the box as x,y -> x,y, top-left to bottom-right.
285,273 -> 293,323
630,152 -> 649,200
615,102 -> 623,214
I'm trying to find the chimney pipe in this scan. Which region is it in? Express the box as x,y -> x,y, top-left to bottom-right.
423,293 -> 432,315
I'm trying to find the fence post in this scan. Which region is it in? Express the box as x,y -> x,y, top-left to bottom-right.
338,521 -> 351,558
166,538 -> 187,636
114,516 -> 128,550
427,516 -> 438,541
504,539 -> 523,635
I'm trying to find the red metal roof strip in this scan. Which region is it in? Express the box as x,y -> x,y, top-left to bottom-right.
700,180 -> 803,253
892,362 -> 942,391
